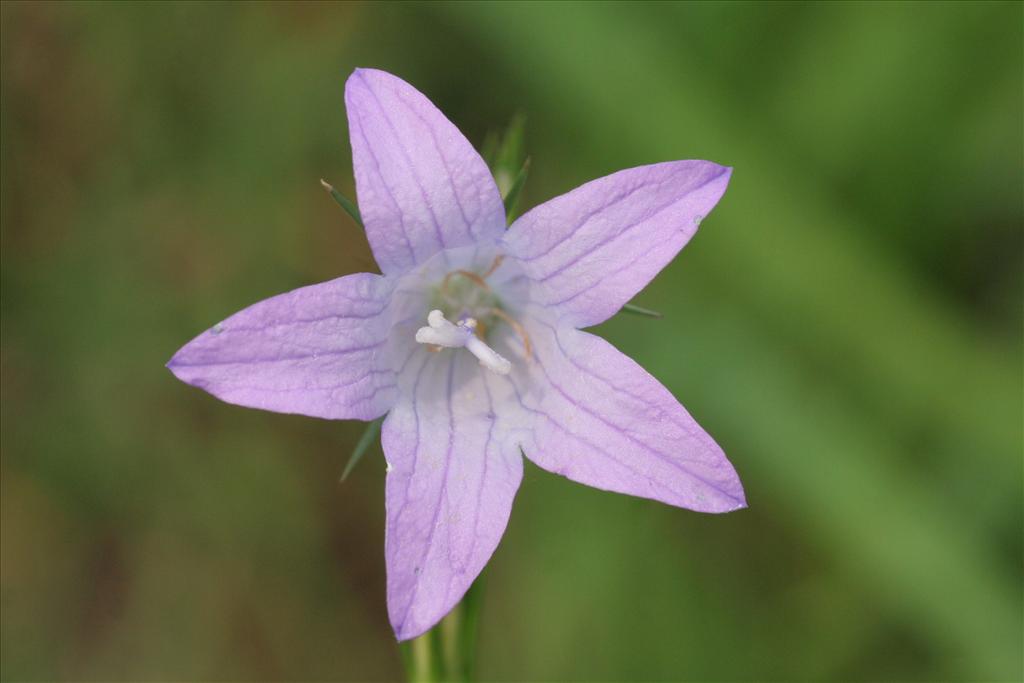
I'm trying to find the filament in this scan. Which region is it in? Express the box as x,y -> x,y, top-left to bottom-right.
481,254 -> 505,279
489,308 -> 533,361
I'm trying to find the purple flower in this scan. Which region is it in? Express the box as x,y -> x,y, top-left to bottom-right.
168,68 -> 745,641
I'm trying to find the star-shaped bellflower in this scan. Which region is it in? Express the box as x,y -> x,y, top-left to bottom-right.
168,68 -> 745,641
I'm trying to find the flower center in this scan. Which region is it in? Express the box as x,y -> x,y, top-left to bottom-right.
412,253 -> 532,375
429,255 -> 504,334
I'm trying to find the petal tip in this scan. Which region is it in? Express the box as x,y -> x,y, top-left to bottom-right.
165,349 -> 185,374
705,162 -> 732,186
165,352 -> 206,391
344,67 -> 377,99
347,67 -> 396,91
714,481 -> 747,513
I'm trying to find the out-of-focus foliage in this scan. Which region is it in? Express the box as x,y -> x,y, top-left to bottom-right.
2,2 -> 1020,681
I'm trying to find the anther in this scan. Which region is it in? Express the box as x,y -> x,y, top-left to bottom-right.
415,309 -> 469,348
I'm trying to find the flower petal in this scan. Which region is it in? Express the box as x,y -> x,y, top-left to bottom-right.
383,351 -> 523,641
503,161 -> 731,328
167,273 -> 397,421
514,315 -> 745,512
345,68 -> 506,275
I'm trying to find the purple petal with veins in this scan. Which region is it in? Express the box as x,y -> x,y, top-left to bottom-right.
168,273 -> 396,421
383,351 -> 523,641
345,68 -> 506,275
502,160 -> 731,328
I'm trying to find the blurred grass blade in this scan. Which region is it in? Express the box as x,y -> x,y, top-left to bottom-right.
503,157 -> 530,224
320,178 -> 363,229
340,417 -> 382,482
451,3 -> 1022,675
494,112 -> 525,175
480,130 -> 500,169
485,114 -> 527,202
620,302 -> 662,319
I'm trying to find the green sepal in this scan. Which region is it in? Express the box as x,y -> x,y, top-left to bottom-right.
339,417 -> 382,482
620,302 -> 663,319
483,114 -> 528,212
320,179 -> 364,229
492,112 -> 525,180
503,157 -> 530,225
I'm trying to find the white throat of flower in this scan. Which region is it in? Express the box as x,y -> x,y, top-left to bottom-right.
414,309 -> 512,375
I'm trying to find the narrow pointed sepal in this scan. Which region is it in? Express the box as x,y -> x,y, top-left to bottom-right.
620,302 -> 663,319
340,417 -> 383,482
321,178 -> 364,229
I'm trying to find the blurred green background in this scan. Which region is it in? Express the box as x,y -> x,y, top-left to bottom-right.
2,1 -> 1021,681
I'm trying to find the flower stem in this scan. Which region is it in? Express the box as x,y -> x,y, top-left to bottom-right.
458,573 -> 485,680
402,575 -> 485,682
402,630 -> 439,683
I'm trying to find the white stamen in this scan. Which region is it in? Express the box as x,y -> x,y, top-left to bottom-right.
465,335 -> 512,375
414,309 -> 512,375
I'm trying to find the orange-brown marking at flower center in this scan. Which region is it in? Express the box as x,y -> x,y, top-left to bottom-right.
490,307 -> 533,361
440,269 -> 490,297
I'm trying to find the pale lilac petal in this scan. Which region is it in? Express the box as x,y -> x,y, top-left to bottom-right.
383,351 -> 523,641
167,273 -> 396,421
346,68 -> 506,275
513,314 -> 745,513
502,161 -> 731,328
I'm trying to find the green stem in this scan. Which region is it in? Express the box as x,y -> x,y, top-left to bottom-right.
404,630 -> 438,683
458,573 -> 485,680
440,601 -> 461,679
401,575 -> 485,682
